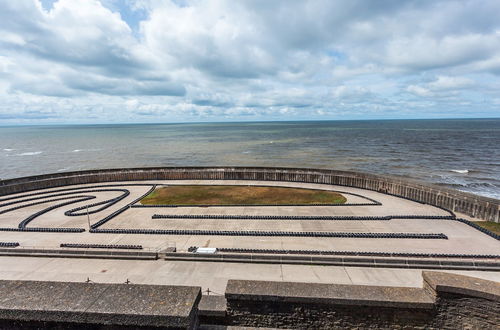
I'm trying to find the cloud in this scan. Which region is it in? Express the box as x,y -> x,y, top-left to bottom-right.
0,0 -> 499,123
407,75 -> 476,97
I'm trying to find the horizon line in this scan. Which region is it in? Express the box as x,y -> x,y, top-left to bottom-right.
1,116 -> 500,127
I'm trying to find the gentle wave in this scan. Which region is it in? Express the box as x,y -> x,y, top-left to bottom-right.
0,120 -> 498,200
3,148 -> 13,151
17,151 -> 43,156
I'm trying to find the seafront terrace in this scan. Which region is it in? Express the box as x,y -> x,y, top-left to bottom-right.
0,177 -> 498,293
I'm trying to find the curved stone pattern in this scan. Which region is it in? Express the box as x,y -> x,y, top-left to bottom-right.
0,167 -> 498,266
0,184 -> 156,231
0,167 -> 498,222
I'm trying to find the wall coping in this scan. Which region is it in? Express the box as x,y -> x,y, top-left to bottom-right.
0,280 -> 201,328
423,271 -> 500,302
225,272 -> 500,309
225,279 -> 435,309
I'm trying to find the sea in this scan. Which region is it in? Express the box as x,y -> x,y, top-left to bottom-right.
0,119 -> 499,199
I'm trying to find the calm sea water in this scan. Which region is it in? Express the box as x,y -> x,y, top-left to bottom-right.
0,119 -> 499,199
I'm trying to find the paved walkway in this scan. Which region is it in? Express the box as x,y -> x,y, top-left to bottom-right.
0,180 -> 498,289
0,256 -> 498,293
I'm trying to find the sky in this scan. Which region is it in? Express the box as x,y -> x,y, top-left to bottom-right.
0,0 -> 499,124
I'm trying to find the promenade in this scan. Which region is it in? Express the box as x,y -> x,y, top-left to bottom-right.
1,179 -> 498,293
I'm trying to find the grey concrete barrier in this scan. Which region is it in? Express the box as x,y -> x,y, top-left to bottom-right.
0,167 -> 498,222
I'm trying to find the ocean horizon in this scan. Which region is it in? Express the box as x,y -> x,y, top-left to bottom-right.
1,118 -> 499,199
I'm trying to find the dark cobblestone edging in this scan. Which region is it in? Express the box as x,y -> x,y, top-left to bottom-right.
0,184 -> 156,231
0,195 -> 95,216
0,183 -> 152,203
190,246 -> 500,259
0,188 -> 130,217
152,214 -> 455,221
455,218 -> 500,240
0,227 -> 84,232
90,228 -> 447,239
90,185 -> 156,229
63,189 -> 130,216
60,243 -> 143,250
0,242 -> 19,247
18,196 -> 95,229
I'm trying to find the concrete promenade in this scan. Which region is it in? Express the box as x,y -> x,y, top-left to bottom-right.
0,179 -> 498,292
1,256 -> 499,294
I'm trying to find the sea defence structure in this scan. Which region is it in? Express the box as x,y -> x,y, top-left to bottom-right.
0,272 -> 498,328
0,166 -> 498,222
0,167 -> 499,328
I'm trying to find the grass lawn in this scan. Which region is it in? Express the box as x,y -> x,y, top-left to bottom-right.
472,221 -> 500,235
140,185 -> 347,205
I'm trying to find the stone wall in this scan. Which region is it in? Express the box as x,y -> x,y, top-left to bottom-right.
0,167 -> 498,222
433,293 -> 499,329
219,271 -> 500,329
0,280 -> 201,329
0,272 -> 498,329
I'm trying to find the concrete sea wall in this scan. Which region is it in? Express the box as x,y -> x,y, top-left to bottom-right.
0,166 -> 498,222
218,271 -> 500,329
1,272 -> 498,329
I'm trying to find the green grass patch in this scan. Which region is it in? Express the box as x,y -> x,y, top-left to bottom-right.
472,221 -> 500,235
140,185 -> 347,205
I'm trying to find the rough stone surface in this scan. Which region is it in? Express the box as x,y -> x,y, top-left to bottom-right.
225,279 -> 435,308
423,270 -> 500,302
199,295 -> 227,317
221,273 -> 500,329
0,280 -> 201,329
433,293 -> 500,329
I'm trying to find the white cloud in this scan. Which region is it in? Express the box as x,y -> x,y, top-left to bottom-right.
0,0 -> 499,123
427,76 -> 474,91
407,85 -> 432,97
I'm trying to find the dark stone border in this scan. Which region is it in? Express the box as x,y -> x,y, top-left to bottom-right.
0,227 -> 84,233
0,242 -> 19,247
91,185 -> 156,229
456,218 -> 500,240
152,214 -> 454,221
60,243 -> 143,250
91,228 -> 448,239
191,246 -> 500,259
0,184 -> 154,232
